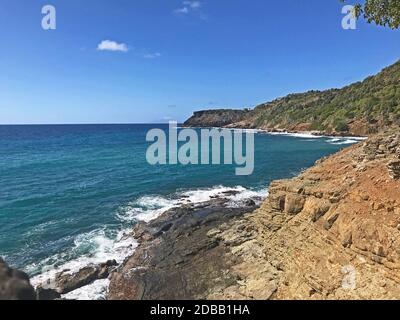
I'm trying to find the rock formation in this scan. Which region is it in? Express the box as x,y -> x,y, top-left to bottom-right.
109,130 -> 400,300
0,258 -> 36,300
108,198 -> 260,299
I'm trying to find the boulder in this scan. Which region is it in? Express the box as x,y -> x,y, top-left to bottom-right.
310,201 -> 331,222
55,260 -> 117,294
269,192 -> 286,212
36,286 -> 61,300
0,258 -> 36,300
244,199 -> 256,207
284,194 -> 305,215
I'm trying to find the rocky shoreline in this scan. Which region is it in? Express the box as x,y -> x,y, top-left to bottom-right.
107,129 -> 400,300
182,119 -> 369,139
2,130 -> 400,300
1,190 -> 263,300
108,195 -> 261,300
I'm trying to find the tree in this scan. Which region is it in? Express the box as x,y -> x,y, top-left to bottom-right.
341,0 -> 400,29
335,121 -> 350,132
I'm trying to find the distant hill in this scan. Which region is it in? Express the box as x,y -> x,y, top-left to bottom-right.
184,60 -> 400,136
184,109 -> 251,128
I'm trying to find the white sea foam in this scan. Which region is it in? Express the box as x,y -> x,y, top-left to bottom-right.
331,139 -> 358,145
30,185 -> 267,300
264,131 -> 323,139
29,228 -> 137,300
62,279 -> 110,300
225,187 -> 268,208
117,185 -> 268,223
327,137 -> 366,145
264,131 -> 368,143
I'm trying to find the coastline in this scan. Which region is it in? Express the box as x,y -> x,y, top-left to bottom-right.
4,128 -> 400,300
6,129 -> 400,299
23,127 -> 368,300
29,185 -> 268,300
26,126 -> 365,299
181,124 -> 369,139
107,129 -> 400,300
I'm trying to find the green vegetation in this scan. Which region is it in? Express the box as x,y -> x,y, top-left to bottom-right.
251,60 -> 400,134
341,0 -> 400,29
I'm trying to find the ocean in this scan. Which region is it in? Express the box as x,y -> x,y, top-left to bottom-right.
0,124 -> 363,299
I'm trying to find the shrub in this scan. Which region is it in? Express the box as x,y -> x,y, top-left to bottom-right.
335,121 -> 350,132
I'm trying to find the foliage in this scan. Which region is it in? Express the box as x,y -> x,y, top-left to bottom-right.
341,0 -> 400,29
251,60 -> 400,132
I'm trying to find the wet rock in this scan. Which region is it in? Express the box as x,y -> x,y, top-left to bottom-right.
0,258 -> 36,300
55,260 -> 118,294
244,199 -> 256,206
55,267 -> 100,294
222,190 -> 241,196
36,286 -> 61,300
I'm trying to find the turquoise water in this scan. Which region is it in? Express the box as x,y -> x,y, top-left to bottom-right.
0,124 -> 359,284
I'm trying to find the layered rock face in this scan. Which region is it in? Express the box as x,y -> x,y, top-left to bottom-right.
208,130 -> 400,299
109,130 -> 400,300
0,258 -> 36,300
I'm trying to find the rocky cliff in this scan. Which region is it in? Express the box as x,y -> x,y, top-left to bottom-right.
109,129 -> 400,300
184,61 -> 400,136
208,129 -> 400,299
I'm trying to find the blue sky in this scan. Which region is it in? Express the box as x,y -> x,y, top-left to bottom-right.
0,0 -> 399,124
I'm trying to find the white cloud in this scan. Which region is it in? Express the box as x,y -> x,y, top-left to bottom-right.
97,40 -> 129,52
174,1 -> 202,15
143,52 -> 162,59
174,7 -> 189,14
184,1 -> 202,9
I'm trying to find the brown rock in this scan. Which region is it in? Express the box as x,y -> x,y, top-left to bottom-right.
324,213 -> 340,230
284,194 -> 306,215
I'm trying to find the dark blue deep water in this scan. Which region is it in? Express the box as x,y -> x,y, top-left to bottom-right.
0,124 -> 361,296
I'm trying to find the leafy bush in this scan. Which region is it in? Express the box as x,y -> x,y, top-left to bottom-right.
335,121 -> 350,132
